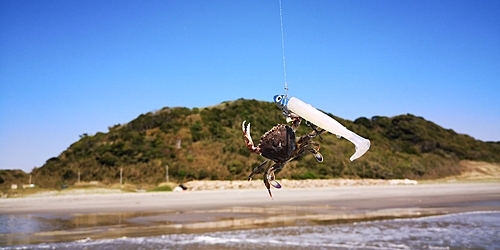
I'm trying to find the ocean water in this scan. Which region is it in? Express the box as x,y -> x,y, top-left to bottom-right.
2,211 -> 499,250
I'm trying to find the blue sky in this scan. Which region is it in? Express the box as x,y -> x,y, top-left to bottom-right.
1,0 -> 499,173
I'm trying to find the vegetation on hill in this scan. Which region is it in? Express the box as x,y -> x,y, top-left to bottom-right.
2,99 -> 499,189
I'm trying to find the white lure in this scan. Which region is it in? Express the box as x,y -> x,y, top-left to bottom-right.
274,95 -> 370,161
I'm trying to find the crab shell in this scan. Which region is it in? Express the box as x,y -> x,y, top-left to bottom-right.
258,124 -> 297,163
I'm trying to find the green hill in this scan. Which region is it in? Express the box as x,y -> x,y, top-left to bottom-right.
2,99 -> 499,190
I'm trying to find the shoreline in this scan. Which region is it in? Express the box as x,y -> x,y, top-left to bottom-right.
1,182 -> 499,245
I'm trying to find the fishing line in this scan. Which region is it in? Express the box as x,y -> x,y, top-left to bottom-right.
279,0 -> 288,97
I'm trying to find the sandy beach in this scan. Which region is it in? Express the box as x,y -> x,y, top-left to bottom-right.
2,182 -> 500,215
1,182 -> 499,245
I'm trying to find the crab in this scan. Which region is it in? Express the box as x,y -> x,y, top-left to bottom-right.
242,113 -> 325,198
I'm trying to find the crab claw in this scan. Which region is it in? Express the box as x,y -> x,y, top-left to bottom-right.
242,121 -> 260,154
266,164 -> 282,189
315,152 -> 323,162
242,120 -> 247,130
267,171 -> 282,189
242,121 -> 250,137
242,121 -> 249,137
308,145 -> 323,162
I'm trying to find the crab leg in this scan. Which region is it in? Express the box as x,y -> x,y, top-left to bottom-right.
248,160 -> 272,181
296,131 -> 324,162
286,112 -> 302,132
263,163 -> 284,198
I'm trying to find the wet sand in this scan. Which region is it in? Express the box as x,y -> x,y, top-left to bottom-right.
1,183 -> 499,245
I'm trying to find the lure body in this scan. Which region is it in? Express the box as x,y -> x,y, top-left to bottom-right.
274,95 -> 370,161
